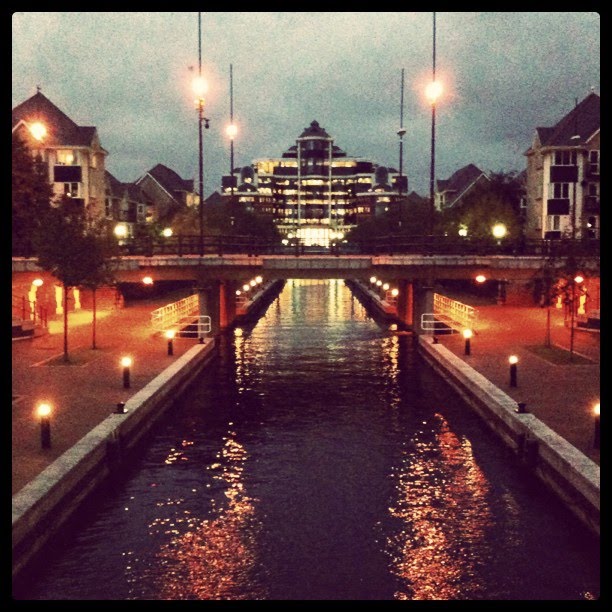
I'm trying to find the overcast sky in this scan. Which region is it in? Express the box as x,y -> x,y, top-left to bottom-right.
12,12 -> 600,197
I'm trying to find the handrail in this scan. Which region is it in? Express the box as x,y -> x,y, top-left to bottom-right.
12,234 -> 601,259
12,295 -> 48,328
150,294 -> 199,332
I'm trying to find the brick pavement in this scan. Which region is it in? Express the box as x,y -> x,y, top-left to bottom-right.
11,295 -> 204,495
12,290 -> 600,497
434,303 -> 600,465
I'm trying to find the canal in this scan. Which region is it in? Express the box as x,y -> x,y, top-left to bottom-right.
15,279 -> 599,600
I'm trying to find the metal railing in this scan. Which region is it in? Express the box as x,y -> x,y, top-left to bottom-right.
12,295 -> 48,328
420,313 -> 457,333
46,234 -> 599,259
433,293 -> 477,333
173,315 -> 211,338
150,294 -> 199,332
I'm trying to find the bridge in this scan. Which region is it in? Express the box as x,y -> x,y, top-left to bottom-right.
12,236 -> 600,337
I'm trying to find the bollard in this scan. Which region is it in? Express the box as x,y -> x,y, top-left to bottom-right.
593,403 -> 600,449
509,355 -> 519,387
165,330 -> 175,356
463,329 -> 473,356
40,413 -> 51,449
516,402 -> 528,414
116,402 -> 127,414
121,357 -> 132,389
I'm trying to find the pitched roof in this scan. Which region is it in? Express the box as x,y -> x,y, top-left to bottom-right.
437,163 -> 486,194
12,91 -> 101,148
537,93 -> 600,147
147,164 -> 193,193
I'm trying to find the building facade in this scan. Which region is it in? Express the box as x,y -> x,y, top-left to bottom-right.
221,120 -> 407,246
524,92 -> 600,240
12,90 -> 108,221
435,164 -> 489,211
135,163 -> 198,225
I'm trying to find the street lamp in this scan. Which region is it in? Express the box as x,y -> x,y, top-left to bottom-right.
570,274 -> 584,362
29,121 -> 47,142
162,227 -> 173,238
426,12 -> 441,239
227,62 -> 237,209
492,223 -> 507,244
193,12 -> 209,256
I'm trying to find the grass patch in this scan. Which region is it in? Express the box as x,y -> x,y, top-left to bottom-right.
526,344 -> 595,365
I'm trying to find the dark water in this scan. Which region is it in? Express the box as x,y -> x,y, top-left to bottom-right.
14,280 -> 600,600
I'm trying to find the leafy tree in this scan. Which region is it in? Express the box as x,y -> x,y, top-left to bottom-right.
346,193 -> 441,244
12,133 -> 53,256
439,172 -> 523,242
35,198 -> 117,361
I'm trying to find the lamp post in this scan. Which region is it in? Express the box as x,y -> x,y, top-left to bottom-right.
397,67 -> 406,230
193,12 -> 209,256
426,12 -> 442,239
37,402 -> 52,449
570,274 -> 584,362
227,63 -> 237,208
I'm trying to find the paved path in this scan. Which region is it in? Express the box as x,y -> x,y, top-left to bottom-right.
12,291 -> 600,497
433,300 -> 600,464
12,295 -> 204,495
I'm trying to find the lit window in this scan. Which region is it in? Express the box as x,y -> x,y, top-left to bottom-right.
63,183 -> 79,197
57,150 -> 76,165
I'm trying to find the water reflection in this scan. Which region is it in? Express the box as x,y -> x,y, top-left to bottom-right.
388,413 -> 492,600
147,430 -> 265,600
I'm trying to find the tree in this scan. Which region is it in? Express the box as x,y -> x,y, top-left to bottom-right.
439,172 -> 522,243
12,133 -> 53,256
35,198 -> 117,361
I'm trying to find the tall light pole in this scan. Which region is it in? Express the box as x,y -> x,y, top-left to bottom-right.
426,12 -> 442,238
192,12 -> 208,256
397,67 -> 406,230
226,63 -> 237,208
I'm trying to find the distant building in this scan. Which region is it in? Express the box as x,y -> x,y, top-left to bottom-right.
435,163 -> 489,210
524,92 -> 600,240
104,171 -> 151,239
135,163 -> 198,225
221,120 -> 408,246
12,90 -> 108,220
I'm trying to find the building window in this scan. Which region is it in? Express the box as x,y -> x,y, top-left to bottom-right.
550,183 -> 569,199
588,182 -> 599,197
588,150 -> 599,175
548,215 -> 560,231
63,183 -> 79,198
553,150 -> 577,166
105,199 -> 112,218
57,150 -> 76,165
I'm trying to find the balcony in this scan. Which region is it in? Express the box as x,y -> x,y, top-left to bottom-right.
546,198 -> 570,215
53,165 -> 82,182
549,165 -> 578,182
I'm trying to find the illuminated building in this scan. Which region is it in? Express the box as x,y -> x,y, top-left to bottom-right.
221,120 -> 408,246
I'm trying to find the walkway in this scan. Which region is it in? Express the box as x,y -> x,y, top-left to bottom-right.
432,299 -> 600,465
12,288 -> 600,498
12,294 -> 204,495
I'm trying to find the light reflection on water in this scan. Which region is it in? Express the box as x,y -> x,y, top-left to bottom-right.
15,280 -> 599,601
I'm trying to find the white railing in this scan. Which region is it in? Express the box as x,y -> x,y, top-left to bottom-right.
433,293 -> 478,333
151,294 -> 199,332
173,315 -> 211,338
421,313 -> 459,333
